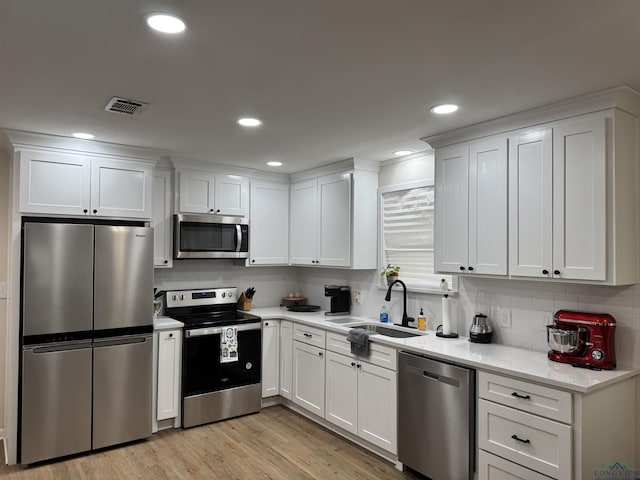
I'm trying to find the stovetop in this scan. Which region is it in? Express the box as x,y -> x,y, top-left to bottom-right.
164,287 -> 261,329
171,311 -> 261,329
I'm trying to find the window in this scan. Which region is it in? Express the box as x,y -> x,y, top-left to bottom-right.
379,180 -> 454,292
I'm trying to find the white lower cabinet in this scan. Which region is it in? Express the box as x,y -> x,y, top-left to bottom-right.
478,450 -> 551,480
279,321 -> 293,399
261,320 -> 280,398
292,340 -> 326,417
324,333 -> 397,454
153,327 -> 182,432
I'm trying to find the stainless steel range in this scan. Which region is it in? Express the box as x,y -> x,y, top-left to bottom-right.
165,287 -> 262,428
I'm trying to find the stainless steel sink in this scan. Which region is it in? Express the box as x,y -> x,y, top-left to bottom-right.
350,324 -> 424,338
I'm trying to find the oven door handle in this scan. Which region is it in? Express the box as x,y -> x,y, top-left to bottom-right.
185,322 -> 262,338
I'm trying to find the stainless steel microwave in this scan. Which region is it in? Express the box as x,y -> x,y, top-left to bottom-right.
174,214 -> 249,259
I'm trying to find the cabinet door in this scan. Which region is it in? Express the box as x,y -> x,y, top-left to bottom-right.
325,351 -> 358,435
215,174 -> 249,216
553,118 -> 606,281
478,450 -> 551,480
153,170 -> 173,268
19,149 -> 91,215
357,362 -> 397,454
178,170 -> 215,213
469,136 -> 508,275
249,181 -> 289,265
435,143 -> 470,273
292,341 -> 325,417
508,129 -> 553,277
318,173 -> 351,266
290,179 -> 318,265
261,320 -> 280,398
157,330 -> 181,420
90,158 -> 153,218
279,321 -> 293,399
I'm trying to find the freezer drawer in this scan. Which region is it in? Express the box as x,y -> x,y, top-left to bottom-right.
93,335 -> 153,449
21,343 -> 92,464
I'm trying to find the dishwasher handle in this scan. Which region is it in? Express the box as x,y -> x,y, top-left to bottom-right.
402,362 -> 463,388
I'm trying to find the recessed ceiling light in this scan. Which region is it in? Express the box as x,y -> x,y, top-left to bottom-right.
267,161 -> 282,167
394,150 -> 412,156
430,104 -> 459,114
146,14 -> 186,34
71,132 -> 95,140
238,118 -> 262,127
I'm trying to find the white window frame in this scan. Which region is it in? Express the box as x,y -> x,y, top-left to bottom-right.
378,179 -> 456,294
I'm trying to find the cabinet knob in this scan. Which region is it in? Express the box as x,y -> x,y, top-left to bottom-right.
318,352 -> 323,357
459,266 -> 465,271
209,209 -> 214,213
351,362 -> 356,367
554,270 -> 560,275
83,209 -> 88,214
251,259 -> 255,263
356,364 -> 361,369
542,269 -> 549,275
164,260 -> 168,264
468,266 -> 474,271
93,209 -> 97,214
168,333 -> 173,338
216,209 -> 220,213
265,322 -> 269,326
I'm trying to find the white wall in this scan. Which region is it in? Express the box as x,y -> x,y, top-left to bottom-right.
0,150 -> 9,430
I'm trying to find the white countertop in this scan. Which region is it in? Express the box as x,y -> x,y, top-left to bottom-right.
153,316 -> 184,330
247,306 -> 640,394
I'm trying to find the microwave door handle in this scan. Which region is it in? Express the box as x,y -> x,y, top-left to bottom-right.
236,224 -> 242,252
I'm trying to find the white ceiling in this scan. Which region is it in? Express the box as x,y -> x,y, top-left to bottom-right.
2,0 -> 640,173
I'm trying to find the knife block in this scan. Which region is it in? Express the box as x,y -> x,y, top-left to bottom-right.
238,293 -> 252,311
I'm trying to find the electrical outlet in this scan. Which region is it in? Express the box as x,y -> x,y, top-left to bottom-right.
352,289 -> 361,305
0,282 -> 6,299
497,307 -> 512,328
542,311 -> 553,326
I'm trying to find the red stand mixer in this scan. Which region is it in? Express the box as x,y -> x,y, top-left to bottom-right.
546,310 -> 616,370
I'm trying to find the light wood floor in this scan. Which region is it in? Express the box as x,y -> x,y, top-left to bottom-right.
0,406 -> 424,479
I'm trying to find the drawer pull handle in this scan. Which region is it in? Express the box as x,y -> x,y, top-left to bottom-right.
303,333 -> 312,338
511,434 -> 531,444
511,392 -> 531,400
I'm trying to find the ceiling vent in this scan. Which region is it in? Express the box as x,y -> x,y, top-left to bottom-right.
104,96 -> 148,116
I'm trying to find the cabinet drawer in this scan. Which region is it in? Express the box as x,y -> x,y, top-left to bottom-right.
326,331 -> 397,370
293,324 -> 325,348
478,450 -> 551,480
478,371 -> 572,423
478,399 -> 571,479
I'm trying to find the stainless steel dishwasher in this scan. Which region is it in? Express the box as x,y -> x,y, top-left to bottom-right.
398,351 -> 475,480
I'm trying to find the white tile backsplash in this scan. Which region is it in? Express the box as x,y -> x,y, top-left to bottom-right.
156,261 -> 640,368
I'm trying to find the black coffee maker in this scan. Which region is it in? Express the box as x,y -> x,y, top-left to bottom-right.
324,285 -> 351,316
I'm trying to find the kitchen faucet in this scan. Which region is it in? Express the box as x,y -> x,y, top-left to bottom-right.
385,279 -> 415,328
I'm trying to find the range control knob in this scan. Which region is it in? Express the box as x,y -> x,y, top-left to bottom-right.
228,291 -> 234,298
222,292 -> 226,298
592,349 -> 605,361
172,295 -> 177,301
180,294 -> 184,300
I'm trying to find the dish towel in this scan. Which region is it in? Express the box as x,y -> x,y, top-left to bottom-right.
346,328 -> 373,356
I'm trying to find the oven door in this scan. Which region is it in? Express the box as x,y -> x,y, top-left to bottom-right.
182,322 -> 262,427
174,214 -> 249,259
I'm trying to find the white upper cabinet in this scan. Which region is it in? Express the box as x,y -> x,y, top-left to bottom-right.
290,179 -> 320,265
19,149 -> 153,219
153,170 -> 173,268
508,128 -> 554,278
178,169 -> 215,214
289,166 -> 377,269
177,169 -> 248,216
510,118 -> 608,281
90,158 -> 153,218
249,180 -> 289,265
435,135 -> 507,275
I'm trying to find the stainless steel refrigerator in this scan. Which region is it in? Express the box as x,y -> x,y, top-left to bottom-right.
20,221 -> 154,464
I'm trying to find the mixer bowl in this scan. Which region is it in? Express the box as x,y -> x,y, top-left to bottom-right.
546,325 -> 586,354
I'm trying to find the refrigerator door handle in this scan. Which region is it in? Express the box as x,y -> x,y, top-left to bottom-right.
29,342 -> 93,354
93,336 -> 150,348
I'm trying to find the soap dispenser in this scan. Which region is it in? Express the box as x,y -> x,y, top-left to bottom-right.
417,308 -> 426,331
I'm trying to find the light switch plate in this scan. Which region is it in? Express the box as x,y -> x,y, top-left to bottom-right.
0,282 -> 6,299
